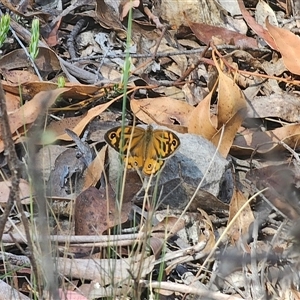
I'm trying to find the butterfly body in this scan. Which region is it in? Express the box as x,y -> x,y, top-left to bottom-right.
104,125 -> 180,175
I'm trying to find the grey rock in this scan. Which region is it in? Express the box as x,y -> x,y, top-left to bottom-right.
106,129 -> 233,210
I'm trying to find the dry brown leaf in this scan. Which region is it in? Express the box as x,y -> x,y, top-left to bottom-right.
198,208 -> 216,254
237,0 -> 278,50
232,123 -> 300,155
95,0 -> 127,38
212,108 -> 247,157
148,237 -> 164,259
0,88 -> 70,153
5,92 -> 20,113
75,186 -> 131,235
119,0 -> 140,20
0,179 -> 31,204
247,166 -> 300,220
56,98 -> 119,141
2,81 -> 58,97
7,89 -> 69,134
188,89 -> 217,139
130,97 -> 194,126
46,115 -> 86,138
188,19 -> 257,48
3,81 -> 107,101
211,50 -> 247,156
214,53 -> 247,127
46,17 -> 62,47
227,189 -> 254,245
152,216 -> 185,239
0,47 -> 60,79
1,70 -> 39,85
266,18 -> 300,75
83,145 -> 107,190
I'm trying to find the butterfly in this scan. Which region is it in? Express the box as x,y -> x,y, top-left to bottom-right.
104,125 -> 180,176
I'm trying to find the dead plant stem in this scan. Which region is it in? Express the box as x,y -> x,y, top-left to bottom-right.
0,82 -> 41,295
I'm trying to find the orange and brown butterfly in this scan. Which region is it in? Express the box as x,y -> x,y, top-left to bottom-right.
104,125 -> 180,175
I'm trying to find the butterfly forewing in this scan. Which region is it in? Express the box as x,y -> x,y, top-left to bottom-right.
126,127 -> 147,154
105,126 -> 144,169
104,127 -> 142,152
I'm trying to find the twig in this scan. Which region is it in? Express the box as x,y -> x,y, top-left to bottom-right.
67,19 -> 86,59
70,47 -> 207,61
26,100 -> 63,299
0,280 -> 30,300
278,140 -> 300,163
2,232 -> 145,244
0,82 -> 41,294
139,280 -> 242,299
174,44 -> 210,84
0,84 -> 17,238
152,26 -> 167,58
211,43 -> 300,85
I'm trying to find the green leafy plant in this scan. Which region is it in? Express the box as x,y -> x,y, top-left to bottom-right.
29,18 -> 39,60
57,76 -> 66,88
0,14 -> 10,48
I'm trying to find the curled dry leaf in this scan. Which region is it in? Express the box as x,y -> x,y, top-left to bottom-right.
3,81 -> 105,102
255,0 -> 278,29
83,145 -> 107,191
45,18 -> 62,47
213,51 -> 247,128
227,188 -> 254,245
148,237 -> 164,259
188,50 -> 247,157
119,0 -> 140,21
266,18 -> 300,75
188,89 -> 217,139
212,50 -> 247,157
197,208 -> 216,254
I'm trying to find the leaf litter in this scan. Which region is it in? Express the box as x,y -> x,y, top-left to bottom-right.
1,0 -> 300,299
